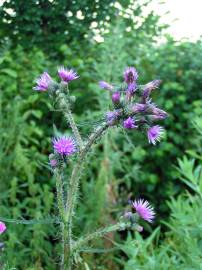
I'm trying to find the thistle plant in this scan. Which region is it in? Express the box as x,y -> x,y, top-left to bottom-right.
1,66 -> 167,269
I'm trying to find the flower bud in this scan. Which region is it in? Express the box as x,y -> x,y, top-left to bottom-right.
112,92 -> 121,103
143,80 -> 161,99
49,154 -> 58,167
132,103 -> 147,113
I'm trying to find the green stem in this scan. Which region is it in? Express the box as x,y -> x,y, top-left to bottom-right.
64,109 -> 83,149
64,123 -> 109,269
54,169 -> 67,270
73,221 -> 130,251
56,90 -> 83,150
65,123 -> 108,218
55,169 -> 65,222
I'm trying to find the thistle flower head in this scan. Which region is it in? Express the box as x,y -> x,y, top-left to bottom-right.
0,222 -> 6,234
111,91 -> 121,103
99,81 -> 113,91
147,125 -> 164,145
123,117 -> 137,129
33,72 -> 53,91
124,67 -> 138,84
132,199 -> 155,223
58,67 -> 79,82
53,136 -> 76,156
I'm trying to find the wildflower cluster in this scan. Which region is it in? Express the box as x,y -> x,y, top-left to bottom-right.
100,67 -> 168,145
31,65 -> 167,269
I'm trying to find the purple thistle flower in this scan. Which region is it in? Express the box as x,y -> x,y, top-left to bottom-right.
147,125 -> 164,145
33,72 -> 53,91
99,81 -> 113,91
123,117 -> 137,129
124,67 -> 138,84
132,103 -> 147,113
53,136 -> 76,156
0,222 -> 6,234
58,67 -> 79,82
112,91 -> 120,103
132,199 -> 155,223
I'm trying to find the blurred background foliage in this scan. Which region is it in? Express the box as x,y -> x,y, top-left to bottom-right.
0,0 -> 202,269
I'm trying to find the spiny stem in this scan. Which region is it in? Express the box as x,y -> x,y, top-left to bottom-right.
56,89 -> 83,150
54,169 -> 67,269
64,109 -> 83,149
73,222 -> 130,251
64,123 -> 109,268
55,169 -> 65,221
65,123 -> 108,219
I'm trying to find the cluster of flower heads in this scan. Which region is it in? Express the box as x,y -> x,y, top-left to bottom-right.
99,67 -> 168,145
33,66 -> 159,229
33,67 -> 79,91
33,67 -> 79,166
0,221 -> 6,235
33,66 -> 167,169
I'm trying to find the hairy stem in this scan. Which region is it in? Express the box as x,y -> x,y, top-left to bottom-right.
64,123 -> 109,268
55,169 -> 65,222
65,123 -> 108,218
56,89 -> 83,150
73,221 -> 130,251
64,109 -> 83,149
54,169 -> 66,269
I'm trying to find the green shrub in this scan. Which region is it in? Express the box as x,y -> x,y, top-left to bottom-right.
121,117 -> 202,270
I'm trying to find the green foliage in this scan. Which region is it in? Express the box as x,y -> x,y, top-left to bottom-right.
121,118 -> 202,270
0,46 -> 57,269
0,0 -> 132,51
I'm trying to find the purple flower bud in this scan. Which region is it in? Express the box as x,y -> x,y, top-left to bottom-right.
58,67 -> 79,83
99,81 -> 113,91
123,117 -> 137,129
135,225 -> 144,232
124,212 -> 133,219
147,125 -> 164,145
106,110 -> 121,125
151,107 -> 168,119
53,136 -> 76,156
127,82 -> 137,94
0,222 -> 6,234
124,67 -> 138,84
112,92 -> 121,103
143,80 -> 161,98
50,159 -> 57,167
132,103 -> 147,113
33,72 -> 53,91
